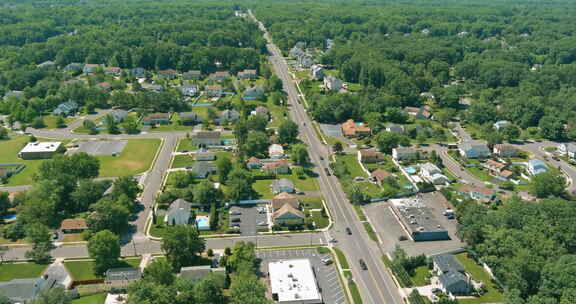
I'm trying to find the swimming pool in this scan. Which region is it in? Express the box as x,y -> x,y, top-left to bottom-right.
405,167 -> 417,174
196,216 -> 210,231
3,214 -> 17,222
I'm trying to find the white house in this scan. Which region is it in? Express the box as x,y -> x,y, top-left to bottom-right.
165,199 -> 192,226
310,65 -> 324,80
558,143 -> 576,159
459,141 -> 490,159
420,163 -> 449,185
392,147 -> 418,161
323,76 -> 343,91
269,144 -> 285,159
527,159 -> 548,176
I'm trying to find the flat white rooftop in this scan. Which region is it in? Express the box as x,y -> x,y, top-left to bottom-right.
269,259 -> 321,303
20,142 -> 62,153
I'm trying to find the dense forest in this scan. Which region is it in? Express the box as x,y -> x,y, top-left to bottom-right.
255,0 -> 576,141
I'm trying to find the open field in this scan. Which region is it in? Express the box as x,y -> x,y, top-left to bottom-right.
0,263 -> 48,281
97,139 -> 160,177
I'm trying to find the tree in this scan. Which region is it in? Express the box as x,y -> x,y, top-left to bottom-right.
348,184 -> 369,205
87,230 -> 120,275
161,225 -> 206,271
122,115 -> 140,134
194,274 -> 226,304
333,141 -> 343,154
143,258 -> 175,286
278,120 -> 299,144
71,180 -> 108,213
434,108 -> 454,127
32,117 -> 45,129
539,115 -> 565,140
0,294 -> 10,304
0,192 -> 9,218
215,155 -> 232,184
530,169 -> 566,198
229,273 -> 271,304
243,131 -> 269,158
375,131 -> 400,154
29,287 -> 72,304
290,144 -> 309,165
55,116 -> 66,128
83,119 -> 98,134
87,198 -> 130,234
500,124 -> 521,142
0,128 -> 8,140
105,114 -> 120,134
110,176 -> 140,200
194,180 -> 220,205
226,167 -> 253,202
267,75 -> 283,92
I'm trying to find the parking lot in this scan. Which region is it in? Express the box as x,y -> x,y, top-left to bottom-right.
364,192 -> 465,256
229,205 -> 268,236
257,248 -> 347,304
70,140 -> 127,155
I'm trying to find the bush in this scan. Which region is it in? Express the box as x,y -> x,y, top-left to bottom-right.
207,249 -> 214,257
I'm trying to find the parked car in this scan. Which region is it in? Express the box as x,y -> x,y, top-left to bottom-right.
359,259 -> 367,270
230,210 -> 242,215
321,257 -> 333,265
231,218 -> 241,223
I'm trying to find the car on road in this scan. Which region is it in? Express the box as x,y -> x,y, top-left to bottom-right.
230,210 -> 242,215
324,167 -> 331,176
329,237 -> 337,243
359,259 -> 367,270
346,227 -> 352,235
320,156 -> 324,161
186,166 -> 193,169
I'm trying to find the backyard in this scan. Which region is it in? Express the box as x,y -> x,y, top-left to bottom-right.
0,262 -> 48,281
171,154 -> 195,168
71,293 -> 107,304
64,258 -> 141,281
456,253 -> 504,304
334,153 -> 384,198
97,139 -> 160,177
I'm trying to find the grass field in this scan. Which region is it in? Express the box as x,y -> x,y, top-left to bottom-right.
348,278 -> 363,304
97,139 -> 160,177
410,265 -> 430,286
43,115 -> 74,129
338,154 -> 368,178
333,247 -> 350,269
0,136 -> 51,186
252,179 -> 274,199
0,263 -> 48,281
311,210 -> 329,229
171,155 -> 195,168
278,170 -> 320,192
72,293 -> 107,304
456,253 -> 504,304
65,258 -> 141,281
177,138 -> 197,152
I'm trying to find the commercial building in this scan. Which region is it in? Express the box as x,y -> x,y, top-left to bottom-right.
18,142 -> 64,160
389,197 -> 449,241
268,259 -> 322,304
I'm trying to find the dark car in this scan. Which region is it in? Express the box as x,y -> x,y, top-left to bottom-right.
324,167 -> 331,176
231,218 -> 241,223
320,156 -> 324,161
359,259 -> 367,270
346,227 -> 352,235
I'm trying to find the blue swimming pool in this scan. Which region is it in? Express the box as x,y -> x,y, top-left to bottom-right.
222,140 -> 231,145
3,214 -> 17,221
196,217 -> 210,231
405,167 -> 416,174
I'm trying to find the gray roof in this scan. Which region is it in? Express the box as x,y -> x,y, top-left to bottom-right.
179,112 -> 201,121
179,265 -> 212,281
272,178 -> 294,192
105,268 -> 141,283
433,254 -> 465,273
192,162 -> 216,178
167,199 -> 192,217
438,270 -> 469,290
563,143 -> 576,153
459,141 -> 490,153
110,109 -> 129,122
0,277 -> 58,302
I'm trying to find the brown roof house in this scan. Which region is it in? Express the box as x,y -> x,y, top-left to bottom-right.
493,144 -> 520,158
358,150 -> 385,163
246,157 -> 263,169
404,105 -> 432,120
271,193 -> 304,226
342,119 -> 371,138
158,69 -> 178,80
371,169 -> 392,184
143,113 -> 170,125
237,69 -> 257,80
263,160 -> 290,175
60,218 -> 88,234
205,85 -> 223,97
208,71 -> 230,81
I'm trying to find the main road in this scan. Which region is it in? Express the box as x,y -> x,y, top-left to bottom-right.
250,11 -> 404,304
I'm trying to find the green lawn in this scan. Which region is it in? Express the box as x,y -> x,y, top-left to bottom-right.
0,263 -> 48,282
177,138 -> 197,152
357,181 -> 382,198
278,169 -> 320,192
456,253 -> 504,304
363,222 -> 378,242
64,258 -> 141,281
410,265 -> 430,286
333,247 -> 350,269
97,139 -> 160,177
348,279 -> 363,304
353,205 -> 367,221
338,154 -> 367,177
268,105 -> 288,128
310,210 -> 329,229
301,197 -> 324,209
42,115 -> 74,129
0,136 -> 55,185
252,179 -> 274,199
171,155 -> 195,168
150,114 -> 194,132
466,166 -> 494,182
72,293 -> 107,304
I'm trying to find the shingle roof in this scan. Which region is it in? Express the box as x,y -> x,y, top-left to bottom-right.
271,192 -> 300,211
167,199 -> 191,217
438,270 -> 469,290
105,268 -> 142,283
0,277 -> 58,302
60,218 -> 88,230
433,254 -> 465,273
273,203 -> 305,220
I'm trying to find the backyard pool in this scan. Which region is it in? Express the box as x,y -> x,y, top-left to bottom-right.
196,216 -> 210,231
3,214 -> 17,222
405,167 -> 417,174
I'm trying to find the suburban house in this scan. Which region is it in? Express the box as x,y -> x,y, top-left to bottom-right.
386,124 -> 405,135
63,62 -> 84,73
263,160 -> 290,175
208,71 -> 230,81
404,106 -> 432,120
178,112 -> 202,125
298,54 -> 314,68
105,268 -> 142,290
158,69 -> 178,80
53,100 -> 78,116
558,143 -> 576,159
219,109 -> 240,122
180,84 -> 199,97
243,85 -> 265,101
483,159 -> 513,180
420,163 -> 448,185
104,66 -> 122,76
0,276 -> 60,303
59,218 -> 88,234
142,113 -> 171,125
289,45 -> 304,58
271,193 -> 304,226
191,162 -> 217,178
527,159 -> 548,176
246,157 -> 263,169
493,120 -> 511,130
96,82 -> 111,91
254,106 -> 269,119
371,169 -> 392,185
272,178 -> 295,194
109,109 -> 129,123
237,69 -> 257,80
324,76 -> 343,91
83,63 -> 101,74
433,255 -> 472,295
205,85 -> 223,97
179,265 -> 225,281
493,144 -> 520,158
183,70 -> 202,80
130,67 -> 147,78
165,199 -> 192,226
458,141 -> 491,159
196,148 -> 216,161
192,131 -> 221,146
310,64 -> 324,80
359,150 -> 385,163
326,38 -> 334,50
457,184 -> 495,203
269,144 -> 285,159
342,119 -> 371,138
392,147 -> 418,161
141,82 -> 162,93
18,142 -> 64,160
